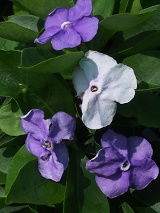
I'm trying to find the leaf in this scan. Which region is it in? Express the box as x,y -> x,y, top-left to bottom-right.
12,0 -> 72,20
0,205 -> 38,213
92,0 -> 115,19
0,186 -> 6,209
0,146 -> 18,184
117,92 -> 160,128
6,145 -> 65,205
123,51 -> 160,87
121,202 -> 135,213
20,50 -> 84,79
0,15 -> 39,43
0,99 -> 24,136
0,50 -> 75,116
63,151 -> 110,213
0,38 -> 18,51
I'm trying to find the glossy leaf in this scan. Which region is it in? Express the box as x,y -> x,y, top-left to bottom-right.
6,145 -> 65,205
118,92 -> 160,128
20,50 -> 84,79
0,15 -> 39,43
63,151 -> 110,213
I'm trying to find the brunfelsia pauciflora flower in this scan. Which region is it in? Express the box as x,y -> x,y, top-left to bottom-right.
86,129 -> 159,198
20,109 -> 76,182
35,0 -> 99,50
72,50 -> 137,129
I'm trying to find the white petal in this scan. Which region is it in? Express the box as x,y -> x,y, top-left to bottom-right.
81,89 -> 117,129
84,50 -> 117,77
98,63 -> 137,104
72,66 -> 89,96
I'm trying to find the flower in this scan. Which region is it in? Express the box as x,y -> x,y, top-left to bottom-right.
34,0 -> 99,50
20,109 -> 76,182
86,129 -> 159,198
72,50 -> 137,129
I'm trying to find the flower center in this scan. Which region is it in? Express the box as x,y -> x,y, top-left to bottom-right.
41,153 -> 51,161
120,160 -> 130,171
91,85 -> 98,92
61,21 -> 71,29
42,141 -> 51,149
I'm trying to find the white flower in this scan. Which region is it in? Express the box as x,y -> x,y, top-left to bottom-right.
72,50 -> 137,129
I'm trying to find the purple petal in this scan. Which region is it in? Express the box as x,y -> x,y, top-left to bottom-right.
20,109 -> 51,140
101,129 -> 128,158
49,112 -> 76,143
34,26 -> 60,44
25,134 -> 47,158
69,0 -> 92,22
95,171 -> 130,198
81,89 -> 117,129
128,136 -> 153,163
73,16 -> 99,42
51,28 -> 81,50
38,152 -> 64,182
130,159 -> 159,190
86,147 -> 124,177
54,143 -> 69,170
45,8 -> 69,29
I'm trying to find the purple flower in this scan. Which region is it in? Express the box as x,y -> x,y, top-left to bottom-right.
34,0 -> 99,50
20,109 -> 76,182
86,129 -> 159,198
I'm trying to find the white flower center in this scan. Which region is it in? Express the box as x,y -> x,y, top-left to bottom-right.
61,21 -> 71,29
120,160 -> 130,171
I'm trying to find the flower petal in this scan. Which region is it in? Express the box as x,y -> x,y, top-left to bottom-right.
54,143 -> 69,170
130,159 -> 159,190
25,134 -> 47,158
34,26 -> 60,44
51,28 -> 81,50
20,109 -> 51,140
72,66 -> 89,97
73,16 -> 99,42
45,8 -> 69,29
49,112 -> 76,143
86,147 -> 124,177
128,136 -> 153,163
69,0 -> 92,21
84,51 -> 117,77
98,63 -> 137,104
101,129 -> 128,158
95,171 -> 130,198
38,152 -> 64,182
81,89 -> 117,129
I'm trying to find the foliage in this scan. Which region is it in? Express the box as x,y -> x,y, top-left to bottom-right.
0,0 -> 160,212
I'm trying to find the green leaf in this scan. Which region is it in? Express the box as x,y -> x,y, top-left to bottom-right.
0,146 -> 18,184
0,99 -> 24,136
0,205 -> 38,213
0,38 -> 18,51
20,51 -> 84,79
12,0 -> 72,20
0,186 -> 6,209
92,0 -> 115,19
121,202 -> 134,213
123,51 -> 160,87
0,15 -> 39,43
63,151 -> 110,213
0,50 -> 75,116
6,145 -> 65,205
0,135 -> 23,148
117,92 -> 160,128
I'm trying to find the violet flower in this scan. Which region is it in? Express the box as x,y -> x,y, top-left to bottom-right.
86,129 -> 159,198
20,109 -> 76,182
34,0 -> 99,50
72,51 -> 137,129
